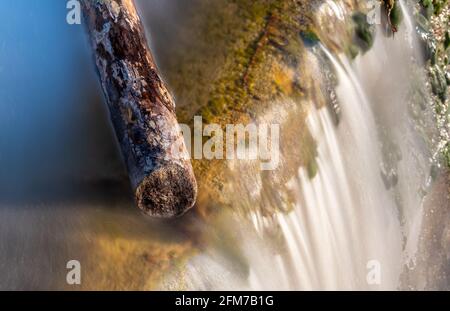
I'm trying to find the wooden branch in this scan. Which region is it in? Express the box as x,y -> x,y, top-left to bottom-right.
81,0 -> 197,217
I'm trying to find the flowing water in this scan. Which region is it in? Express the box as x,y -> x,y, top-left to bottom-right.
0,0 -> 446,290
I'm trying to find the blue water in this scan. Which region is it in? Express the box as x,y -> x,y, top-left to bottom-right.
0,0 -> 125,201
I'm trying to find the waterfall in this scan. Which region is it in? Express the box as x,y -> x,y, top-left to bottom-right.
169,0 -> 434,291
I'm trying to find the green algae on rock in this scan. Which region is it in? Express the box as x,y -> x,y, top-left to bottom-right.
417,0 -> 450,168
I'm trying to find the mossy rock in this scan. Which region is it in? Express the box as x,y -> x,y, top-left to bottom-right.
433,0 -> 448,14
300,28 -> 320,46
389,0 -> 403,30
443,143 -> 450,168
149,0 -> 322,217
352,12 -> 374,53
444,31 -> 450,50
430,65 -> 448,102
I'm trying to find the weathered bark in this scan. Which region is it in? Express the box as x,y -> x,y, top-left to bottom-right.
81,0 -> 197,217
